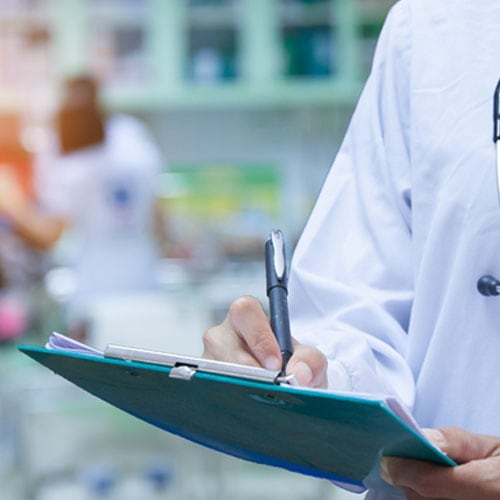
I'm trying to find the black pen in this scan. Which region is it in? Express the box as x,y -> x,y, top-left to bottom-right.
265,229 -> 293,374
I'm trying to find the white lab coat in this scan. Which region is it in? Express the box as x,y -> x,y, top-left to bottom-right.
288,1 -> 500,497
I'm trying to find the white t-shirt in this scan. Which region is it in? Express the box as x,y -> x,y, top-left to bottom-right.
36,114 -> 163,316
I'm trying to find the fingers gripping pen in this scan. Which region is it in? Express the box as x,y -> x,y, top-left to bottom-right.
265,230 -> 293,374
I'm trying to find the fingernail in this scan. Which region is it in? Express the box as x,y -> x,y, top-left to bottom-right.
293,362 -> 313,386
379,458 -> 393,485
264,356 -> 281,371
423,428 -> 446,449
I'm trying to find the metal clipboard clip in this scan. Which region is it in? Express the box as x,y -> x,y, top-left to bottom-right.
104,344 -> 296,385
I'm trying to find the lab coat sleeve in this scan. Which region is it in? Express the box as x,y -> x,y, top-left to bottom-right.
288,1 -> 415,408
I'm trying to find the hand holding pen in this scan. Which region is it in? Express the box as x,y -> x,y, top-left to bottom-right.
202,230 -> 328,388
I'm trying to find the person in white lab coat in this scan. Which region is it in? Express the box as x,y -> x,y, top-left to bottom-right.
202,1 -> 500,498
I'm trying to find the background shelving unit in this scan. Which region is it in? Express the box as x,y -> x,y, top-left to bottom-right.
278,0 -> 336,79
185,0 -> 241,83
0,0 -> 54,112
0,0 -> 396,113
87,0 -> 152,87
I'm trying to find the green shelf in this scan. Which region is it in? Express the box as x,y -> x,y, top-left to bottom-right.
0,0 -> 396,112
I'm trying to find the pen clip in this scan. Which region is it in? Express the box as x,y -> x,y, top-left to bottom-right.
270,230 -> 286,281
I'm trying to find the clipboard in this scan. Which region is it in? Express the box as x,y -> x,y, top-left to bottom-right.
18,335 -> 455,494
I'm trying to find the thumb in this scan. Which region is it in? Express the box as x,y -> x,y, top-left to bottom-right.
424,426 -> 500,463
286,342 -> 327,388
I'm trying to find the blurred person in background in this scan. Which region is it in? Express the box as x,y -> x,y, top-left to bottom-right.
0,114 -> 63,341
36,75 -> 167,342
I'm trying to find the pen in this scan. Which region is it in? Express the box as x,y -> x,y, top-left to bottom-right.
265,229 -> 293,374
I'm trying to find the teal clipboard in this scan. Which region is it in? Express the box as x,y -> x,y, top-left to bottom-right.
19,344 -> 455,493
